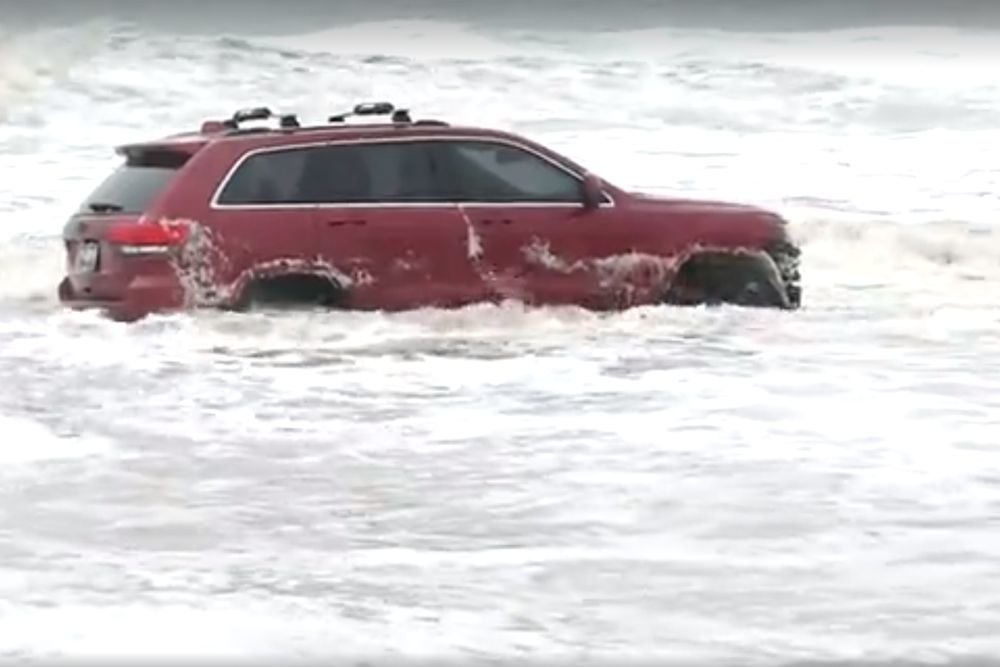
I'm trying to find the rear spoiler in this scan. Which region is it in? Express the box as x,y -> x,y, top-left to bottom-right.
114,139 -> 206,166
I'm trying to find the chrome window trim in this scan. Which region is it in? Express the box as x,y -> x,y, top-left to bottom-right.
208,134 -> 616,210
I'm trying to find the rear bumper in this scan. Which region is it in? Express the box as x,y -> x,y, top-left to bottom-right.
57,275 -> 187,322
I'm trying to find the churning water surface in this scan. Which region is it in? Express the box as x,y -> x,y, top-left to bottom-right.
0,6 -> 999,664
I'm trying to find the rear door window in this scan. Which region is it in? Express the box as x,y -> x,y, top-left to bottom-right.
353,141 -> 451,202
78,149 -> 190,214
215,148 -> 312,205
215,141 -> 451,205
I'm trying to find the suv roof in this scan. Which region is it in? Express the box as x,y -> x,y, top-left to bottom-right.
114,101 -> 598,183
117,102 -> 510,156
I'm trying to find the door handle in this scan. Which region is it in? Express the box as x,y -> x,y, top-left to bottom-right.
478,218 -> 512,226
326,219 -> 367,227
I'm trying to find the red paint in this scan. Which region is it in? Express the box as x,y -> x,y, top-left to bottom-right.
58,109 -> 800,321
106,219 -> 190,246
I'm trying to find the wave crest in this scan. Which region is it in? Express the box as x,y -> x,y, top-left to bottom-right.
0,22 -> 115,120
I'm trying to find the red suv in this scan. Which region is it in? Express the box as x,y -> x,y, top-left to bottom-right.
59,102 -> 801,321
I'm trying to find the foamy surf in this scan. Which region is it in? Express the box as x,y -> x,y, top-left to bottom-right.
0,600 -> 571,661
253,19 -> 537,59
0,10 -> 998,664
0,415 -> 112,466
0,242 -> 65,307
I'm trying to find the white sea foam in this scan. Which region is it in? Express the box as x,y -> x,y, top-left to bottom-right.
0,414 -> 112,465
0,15 -> 998,664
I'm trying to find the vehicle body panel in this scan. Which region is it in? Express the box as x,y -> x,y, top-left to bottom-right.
314,205 -> 490,310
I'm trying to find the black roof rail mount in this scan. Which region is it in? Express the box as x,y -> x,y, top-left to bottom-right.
225,106 -> 301,131
233,106 -> 273,124
328,101 -> 405,123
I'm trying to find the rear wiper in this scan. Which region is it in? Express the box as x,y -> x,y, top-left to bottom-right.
87,202 -> 124,213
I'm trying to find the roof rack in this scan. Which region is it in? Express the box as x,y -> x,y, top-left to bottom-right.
201,106 -> 300,134
327,102 -> 451,128
199,102 -> 448,136
328,101 -> 412,124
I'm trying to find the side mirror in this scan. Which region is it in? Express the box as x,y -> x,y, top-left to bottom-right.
581,173 -> 604,209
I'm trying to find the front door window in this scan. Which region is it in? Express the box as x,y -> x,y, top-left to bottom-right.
439,140 -> 587,204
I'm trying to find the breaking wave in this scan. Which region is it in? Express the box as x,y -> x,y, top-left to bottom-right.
0,22 -> 114,121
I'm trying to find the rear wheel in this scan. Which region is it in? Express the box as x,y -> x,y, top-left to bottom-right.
228,274 -> 345,312
663,251 -> 792,309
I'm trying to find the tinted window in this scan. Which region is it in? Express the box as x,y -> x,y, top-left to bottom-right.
216,142 -> 448,205
440,141 -> 583,203
360,142 -> 448,202
216,148 -> 311,205
79,166 -> 178,214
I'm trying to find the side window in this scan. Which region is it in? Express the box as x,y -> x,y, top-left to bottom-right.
298,142 -> 451,204
216,147 -> 312,205
294,142 -> 449,204
296,144 -> 372,203
440,141 -> 583,203
361,142 -> 449,202
216,140 -> 591,206
217,142 -> 451,205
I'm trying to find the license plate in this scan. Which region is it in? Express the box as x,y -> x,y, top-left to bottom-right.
74,241 -> 100,273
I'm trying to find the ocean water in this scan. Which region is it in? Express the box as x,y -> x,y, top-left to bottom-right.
1,5 -> 999,664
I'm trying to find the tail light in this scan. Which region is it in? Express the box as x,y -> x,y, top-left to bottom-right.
107,219 -> 191,255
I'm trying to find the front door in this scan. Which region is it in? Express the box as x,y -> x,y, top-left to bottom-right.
298,140 -> 489,310
435,138 -> 631,308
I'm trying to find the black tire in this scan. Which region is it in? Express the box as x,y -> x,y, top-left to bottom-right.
227,274 -> 344,312
663,252 -> 792,309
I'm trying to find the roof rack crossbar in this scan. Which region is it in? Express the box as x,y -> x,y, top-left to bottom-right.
201,101 -> 442,136
328,101 -> 400,123
212,107 -> 300,133
232,106 -> 273,124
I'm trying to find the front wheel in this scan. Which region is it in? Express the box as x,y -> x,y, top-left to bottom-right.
663,251 -> 795,309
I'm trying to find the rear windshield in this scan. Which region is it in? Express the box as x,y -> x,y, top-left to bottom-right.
77,149 -> 189,215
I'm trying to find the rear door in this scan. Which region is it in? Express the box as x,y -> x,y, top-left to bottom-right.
435,138 -> 636,308
306,139 -> 487,310
206,144 -> 322,301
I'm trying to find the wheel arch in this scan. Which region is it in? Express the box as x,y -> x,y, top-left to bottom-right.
225,260 -> 351,311
664,244 -> 799,309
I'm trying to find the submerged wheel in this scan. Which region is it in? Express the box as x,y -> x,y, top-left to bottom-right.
767,240 -> 802,309
228,273 -> 345,312
663,251 -> 793,309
